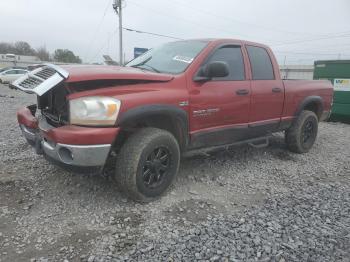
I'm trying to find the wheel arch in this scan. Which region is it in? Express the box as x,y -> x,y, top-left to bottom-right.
295,96 -> 324,120
115,104 -> 189,151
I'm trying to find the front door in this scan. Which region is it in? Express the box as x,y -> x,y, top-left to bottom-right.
189,45 -> 251,148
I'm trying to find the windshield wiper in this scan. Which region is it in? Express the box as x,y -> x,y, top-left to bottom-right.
135,64 -> 161,73
130,56 -> 152,67
129,56 -> 160,73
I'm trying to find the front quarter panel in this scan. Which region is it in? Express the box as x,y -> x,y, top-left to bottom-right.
66,76 -> 190,124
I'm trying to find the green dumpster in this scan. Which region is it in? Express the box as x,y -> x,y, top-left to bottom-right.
314,60 -> 350,123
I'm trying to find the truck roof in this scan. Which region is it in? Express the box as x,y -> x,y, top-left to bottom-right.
180,38 -> 271,49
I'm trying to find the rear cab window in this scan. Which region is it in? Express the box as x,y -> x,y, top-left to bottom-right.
246,46 -> 275,80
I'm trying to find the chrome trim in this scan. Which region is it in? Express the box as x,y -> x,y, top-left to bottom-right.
179,101 -> 189,106
19,124 -> 36,141
41,141 -> 111,167
11,63 -> 69,96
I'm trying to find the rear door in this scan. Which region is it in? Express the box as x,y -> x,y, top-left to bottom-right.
246,45 -> 284,132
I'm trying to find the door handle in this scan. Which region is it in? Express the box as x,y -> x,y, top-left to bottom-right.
272,87 -> 282,93
236,89 -> 249,96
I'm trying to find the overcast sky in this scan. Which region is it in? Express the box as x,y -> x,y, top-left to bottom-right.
1,0 -> 350,64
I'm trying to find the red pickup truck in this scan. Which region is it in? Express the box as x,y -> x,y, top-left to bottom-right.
14,39 -> 333,202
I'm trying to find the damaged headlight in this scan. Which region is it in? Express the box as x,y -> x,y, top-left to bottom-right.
69,96 -> 121,126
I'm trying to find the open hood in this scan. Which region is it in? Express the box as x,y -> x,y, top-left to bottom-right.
12,64 -> 174,96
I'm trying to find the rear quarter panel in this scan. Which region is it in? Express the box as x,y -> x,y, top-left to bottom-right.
282,80 -> 333,118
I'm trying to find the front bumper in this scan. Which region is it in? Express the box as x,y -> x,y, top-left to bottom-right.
18,106 -> 120,173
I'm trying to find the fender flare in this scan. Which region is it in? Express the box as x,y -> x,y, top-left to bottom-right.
295,96 -> 324,119
117,104 -> 189,148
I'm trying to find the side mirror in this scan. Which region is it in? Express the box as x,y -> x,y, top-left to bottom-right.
194,61 -> 229,81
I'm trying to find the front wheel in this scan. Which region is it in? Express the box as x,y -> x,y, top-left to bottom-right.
115,128 -> 180,202
285,110 -> 318,153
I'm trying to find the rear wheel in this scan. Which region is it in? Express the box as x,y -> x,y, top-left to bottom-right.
285,110 -> 318,153
115,128 -> 180,202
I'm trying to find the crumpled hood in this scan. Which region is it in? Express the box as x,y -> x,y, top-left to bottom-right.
61,65 -> 174,83
12,64 -> 174,96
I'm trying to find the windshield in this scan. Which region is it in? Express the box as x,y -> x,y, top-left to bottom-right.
126,40 -> 208,74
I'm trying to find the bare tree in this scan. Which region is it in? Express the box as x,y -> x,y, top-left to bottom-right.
36,46 -> 51,61
13,41 -> 36,56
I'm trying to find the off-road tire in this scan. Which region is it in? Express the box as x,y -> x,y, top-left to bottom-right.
115,127 -> 180,202
285,110 -> 318,153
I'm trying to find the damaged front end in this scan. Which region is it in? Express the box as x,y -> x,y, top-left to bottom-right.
14,64 -> 120,173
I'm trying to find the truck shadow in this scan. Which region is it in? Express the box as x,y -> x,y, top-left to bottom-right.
42,134 -> 297,202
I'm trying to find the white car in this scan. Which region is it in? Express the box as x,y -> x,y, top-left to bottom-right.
0,68 -> 29,84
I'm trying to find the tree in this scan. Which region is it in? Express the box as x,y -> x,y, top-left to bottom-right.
36,46 -> 51,61
53,49 -> 82,64
0,42 -> 15,54
0,41 -> 36,56
13,41 -> 36,56
0,41 -> 83,64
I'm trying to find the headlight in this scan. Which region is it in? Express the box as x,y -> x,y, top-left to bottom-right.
69,96 -> 121,126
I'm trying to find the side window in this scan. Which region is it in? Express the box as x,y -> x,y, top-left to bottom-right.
207,46 -> 245,81
6,70 -> 16,74
246,46 -> 274,80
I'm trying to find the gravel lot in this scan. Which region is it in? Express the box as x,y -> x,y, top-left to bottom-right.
0,84 -> 350,262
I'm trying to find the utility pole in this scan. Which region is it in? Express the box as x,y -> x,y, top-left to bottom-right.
113,0 -> 123,66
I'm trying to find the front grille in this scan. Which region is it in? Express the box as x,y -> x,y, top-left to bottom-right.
34,67 -> 56,80
19,77 -> 43,89
38,83 -> 69,127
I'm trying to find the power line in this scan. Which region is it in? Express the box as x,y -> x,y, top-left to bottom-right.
127,0 -> 350,47
274,50 -> 350,56
169,0 -> 330,38
127,0 -> 275,42
84,0 -> 113,61
271,32 -> 350,46
123,27 -> 184,40
122,27 -> 350,57
89,30 -> 117,62
278,42 -> 350,54
89,26 -> 183,63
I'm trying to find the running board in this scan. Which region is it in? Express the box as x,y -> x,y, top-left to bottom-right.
184,135 -> 272,157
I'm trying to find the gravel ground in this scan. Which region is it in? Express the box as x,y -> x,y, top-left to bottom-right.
0,84 -> 349,262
